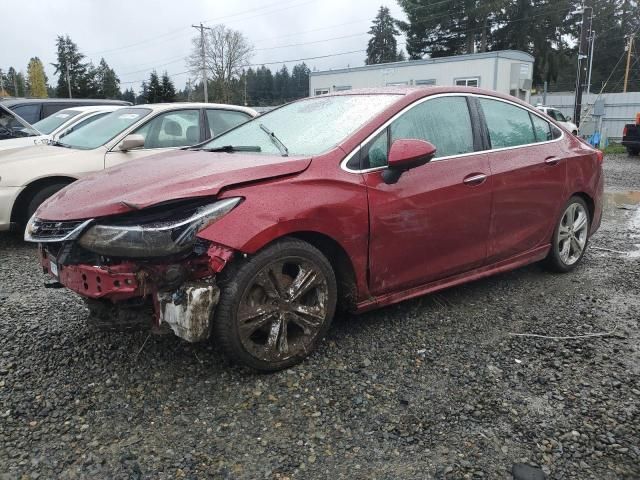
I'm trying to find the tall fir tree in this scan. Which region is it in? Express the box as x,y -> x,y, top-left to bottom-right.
160,72 -> 176,102
366,6 -> 405,65
94,58 -> 121,99
273,65 -> 291,103
26,58 -> 48,98
122,87 -> 136,104
290,63 -> 311,98
51,35 -> 88,98
6,67 -> 27,96
146,71 -> 162,103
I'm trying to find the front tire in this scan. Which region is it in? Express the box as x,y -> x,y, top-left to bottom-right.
545,196 -> 590,272
214,238 -> 337,371
25,183 -> 69,223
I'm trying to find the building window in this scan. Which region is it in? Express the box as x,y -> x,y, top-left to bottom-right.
314,88 -> 329,96
455,77 -> 480,87
386,81 -> 408,86
334,85 -> 351,91
415,79 -> 436,86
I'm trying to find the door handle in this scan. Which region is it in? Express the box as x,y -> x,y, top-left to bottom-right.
544,156 -> 560,166
463,173 -> 487,186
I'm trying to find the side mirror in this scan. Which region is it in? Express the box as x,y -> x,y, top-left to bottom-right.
382,139 -> 436,184
566,116 -> 572,122
119,134 -> 145,151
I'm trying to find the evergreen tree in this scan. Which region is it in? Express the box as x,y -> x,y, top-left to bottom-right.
27,57 -> 48,98
273,65 -> 291,103
5,67 -> 26,97
146,71 -> 162,103
366,6 -> 405,65
122,87 -> 136,104
52,35 -> 88,97
290,63 -> 311,98
398,0 -> 508,58
137,81 -> 149,104
94,58 -> 121,99
160,71 -> 176,102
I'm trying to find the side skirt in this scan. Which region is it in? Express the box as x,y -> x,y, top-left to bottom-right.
355,244 -> 550,313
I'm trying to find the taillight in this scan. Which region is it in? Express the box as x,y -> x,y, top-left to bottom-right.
623,126 -> 628,137
596,150 -> 604,165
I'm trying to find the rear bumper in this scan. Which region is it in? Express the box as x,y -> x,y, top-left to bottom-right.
0,186 -> 21,232
621,140 -> 640,148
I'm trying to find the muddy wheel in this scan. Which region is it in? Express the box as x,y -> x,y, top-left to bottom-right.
628,147 -> 639,157
214,238 -> 337,371
84,298 -> 151,332
545,196 -> 590,273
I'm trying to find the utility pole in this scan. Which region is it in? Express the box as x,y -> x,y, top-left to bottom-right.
587,32 -> 595,95
0,69 -> 4,95
192,23 -> 212,103
66,63 -> 72,98
573,6 -> 592,127
623,35 -> 634,93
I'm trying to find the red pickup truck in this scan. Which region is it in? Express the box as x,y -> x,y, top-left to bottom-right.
622,113 -> 640,156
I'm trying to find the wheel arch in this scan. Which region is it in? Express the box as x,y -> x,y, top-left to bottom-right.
571,191 -> 595,222
247,231 -> 360,313
11,176 -> 76,224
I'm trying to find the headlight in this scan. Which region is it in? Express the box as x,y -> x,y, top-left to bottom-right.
78,197 -> 241,257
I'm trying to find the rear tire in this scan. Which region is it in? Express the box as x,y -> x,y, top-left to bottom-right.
627,147 -> 639,157
25,183 -> 69,223
214,238 -> 337,371
545,196 -> 590,273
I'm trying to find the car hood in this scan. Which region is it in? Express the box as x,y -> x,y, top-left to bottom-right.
37,149 -> 312,221
0,136 -> 50,152
0,143 -> 87,165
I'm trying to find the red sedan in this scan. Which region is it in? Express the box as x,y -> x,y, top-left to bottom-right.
26,87 -> 604,371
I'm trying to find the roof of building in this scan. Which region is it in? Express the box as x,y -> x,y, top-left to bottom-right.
310,49 -> 534,77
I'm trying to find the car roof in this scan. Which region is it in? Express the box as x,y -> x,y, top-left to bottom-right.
52,105 -> 125,114
120,102 -> 259,116
0,98 -> 131,107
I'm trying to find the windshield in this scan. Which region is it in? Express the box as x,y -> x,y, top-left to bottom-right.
59,107 -> 152,149
32,109 -> 82,135
203,94 -> 400,156
554,110 -> 567,122
0,106 -> 40,140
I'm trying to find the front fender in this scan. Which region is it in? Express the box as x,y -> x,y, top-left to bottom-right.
195,171 -> 370,299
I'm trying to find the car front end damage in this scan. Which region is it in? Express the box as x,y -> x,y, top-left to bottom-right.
26,197 -> 240,342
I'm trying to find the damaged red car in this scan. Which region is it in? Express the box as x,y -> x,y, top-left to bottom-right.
25,87 -> 604,371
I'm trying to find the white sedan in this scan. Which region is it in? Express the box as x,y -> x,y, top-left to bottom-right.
0,105 -> 124,152
536,106 -> 578,135
0,102 -> 257,231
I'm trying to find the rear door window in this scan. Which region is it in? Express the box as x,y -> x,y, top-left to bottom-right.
206,109 -> 251,138
479,98 -> 536,149
530,113 -> 552,142
12,104 -> 41,124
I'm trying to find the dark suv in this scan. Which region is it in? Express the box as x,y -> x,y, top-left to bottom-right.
0,98 -> 132,124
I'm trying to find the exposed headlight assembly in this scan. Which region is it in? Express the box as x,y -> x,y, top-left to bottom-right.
78,197 -> 242,257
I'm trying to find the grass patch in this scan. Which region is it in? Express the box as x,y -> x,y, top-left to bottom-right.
602,143 -> 627,154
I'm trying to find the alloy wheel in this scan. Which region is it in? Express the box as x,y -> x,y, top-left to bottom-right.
236,257 -> 329,363
558,202 -> 589,266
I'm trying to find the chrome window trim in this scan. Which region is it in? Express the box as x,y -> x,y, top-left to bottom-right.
340,92 -> 564,174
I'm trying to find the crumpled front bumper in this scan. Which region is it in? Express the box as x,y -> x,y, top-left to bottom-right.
38,243 -> 234,342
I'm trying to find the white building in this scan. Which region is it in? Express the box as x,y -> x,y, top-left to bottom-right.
309,50 -> 534,101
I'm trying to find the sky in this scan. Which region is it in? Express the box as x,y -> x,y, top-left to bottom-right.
3,0 -> 407,92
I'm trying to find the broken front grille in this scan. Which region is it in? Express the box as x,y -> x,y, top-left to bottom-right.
26,218 -> 92,242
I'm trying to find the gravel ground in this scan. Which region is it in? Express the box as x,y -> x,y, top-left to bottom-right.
1,154 -> 639,479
